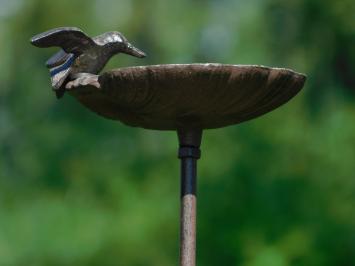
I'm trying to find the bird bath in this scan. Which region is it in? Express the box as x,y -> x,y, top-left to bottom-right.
67,63 -> 306,266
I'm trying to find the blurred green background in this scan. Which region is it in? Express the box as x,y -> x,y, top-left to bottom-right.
0,0 -> 354,265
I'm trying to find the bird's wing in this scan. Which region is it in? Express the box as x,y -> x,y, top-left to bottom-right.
30,27 -> 96,55
51,67 -> 72,90
46,49 -> 73,68
49,54 -> 75,90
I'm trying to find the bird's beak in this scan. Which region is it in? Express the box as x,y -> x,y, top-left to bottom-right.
124,42 -> 147,58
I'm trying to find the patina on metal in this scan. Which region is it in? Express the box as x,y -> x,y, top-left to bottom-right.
30,27 -> 146,98
68,64 -> 306,130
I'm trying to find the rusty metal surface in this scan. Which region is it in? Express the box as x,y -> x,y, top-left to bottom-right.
69,63 -> 306,130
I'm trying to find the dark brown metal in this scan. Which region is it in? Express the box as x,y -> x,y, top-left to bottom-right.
36,61 -> 307,265
68,64 -> 306,130
178,129 -> 202,266
30,27 -> 146,98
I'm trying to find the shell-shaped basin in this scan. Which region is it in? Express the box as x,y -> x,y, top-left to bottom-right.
69,64 -> 306,130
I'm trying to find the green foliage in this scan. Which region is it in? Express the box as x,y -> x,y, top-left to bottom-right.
0,0 -> 354,265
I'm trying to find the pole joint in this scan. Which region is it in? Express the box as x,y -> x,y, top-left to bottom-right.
178,146 -> 201,159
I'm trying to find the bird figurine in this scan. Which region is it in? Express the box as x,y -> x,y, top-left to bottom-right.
30,27 -> 146,98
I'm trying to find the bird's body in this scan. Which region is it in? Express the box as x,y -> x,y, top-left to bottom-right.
31,27 -> 146,98
47,45 -> 109,89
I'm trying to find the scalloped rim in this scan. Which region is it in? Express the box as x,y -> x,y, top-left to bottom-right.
104,63 -> 307,79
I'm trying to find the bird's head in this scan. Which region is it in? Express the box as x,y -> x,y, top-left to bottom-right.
103,31 -> 146,58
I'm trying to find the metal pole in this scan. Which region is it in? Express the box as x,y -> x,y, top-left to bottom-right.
178,129 -> 202,266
